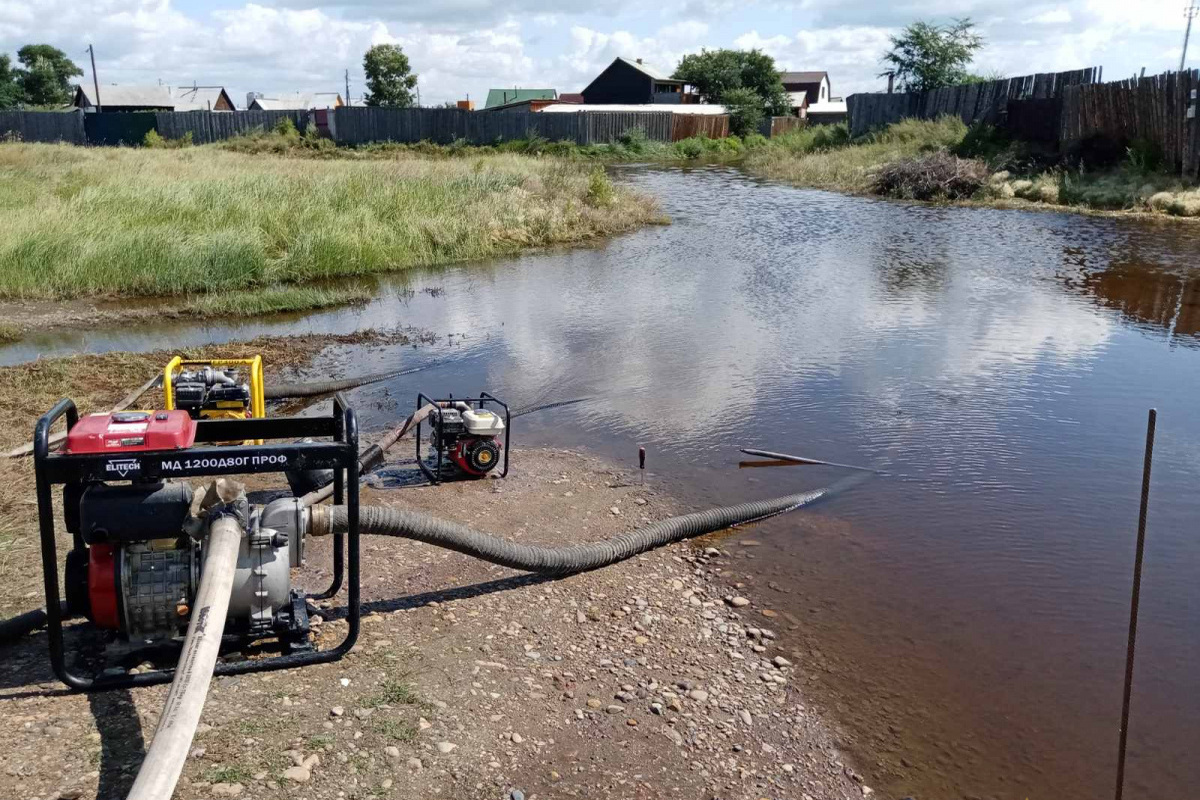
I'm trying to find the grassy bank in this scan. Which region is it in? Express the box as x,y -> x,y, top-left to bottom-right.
0,143 -> 661,301
745,117 -> 1200,218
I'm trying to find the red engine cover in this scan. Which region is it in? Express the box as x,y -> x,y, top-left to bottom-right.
64,410 -> 196,454
88,543 -> 120,629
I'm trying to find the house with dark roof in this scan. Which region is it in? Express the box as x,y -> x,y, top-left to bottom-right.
483,88 -> 557,110
780,70 -> 847,122
580,57 -> 696,105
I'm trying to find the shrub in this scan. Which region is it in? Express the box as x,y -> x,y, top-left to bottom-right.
1126,137 -> 1164,174
585,166 -> 615,207
274,117 -> 299,139
143,129 -> 165,148
674,137 -> 704,160
720,87 -> 766,138
1148,191 -> 1175,211
616,127 -> 649,154
741,132 -> 768,150
870,152 -> 989,200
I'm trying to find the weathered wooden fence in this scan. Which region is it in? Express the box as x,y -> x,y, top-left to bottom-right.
847,68 -> 1100,137
0,106 -> 730,148
154,110 -> 313,144
1061,70 -> 1200,178
0,110 -> 86,144
671,114 -> 729,141
758,116 -> 805,138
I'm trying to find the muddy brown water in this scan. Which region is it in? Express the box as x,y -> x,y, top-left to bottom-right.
6,166 -> 1199,800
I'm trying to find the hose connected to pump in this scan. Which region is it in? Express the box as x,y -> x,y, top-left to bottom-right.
125,513 -> 243,800
310,477 -> 862,576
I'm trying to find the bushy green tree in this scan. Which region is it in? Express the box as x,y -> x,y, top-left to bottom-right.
16,44 -> 81,106
0,54 -> 22,108
363,44 -> 418,108
673,49 -> 789,116
720,87 -> 765,137
880,19 -> 984,93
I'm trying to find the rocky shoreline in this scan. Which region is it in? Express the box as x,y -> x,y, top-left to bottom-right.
0,447 -> 871,800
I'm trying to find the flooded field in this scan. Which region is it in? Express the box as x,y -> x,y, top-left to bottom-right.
7,166 -> 1199,800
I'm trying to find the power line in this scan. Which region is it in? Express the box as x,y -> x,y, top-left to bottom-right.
1184,2 -> 1199,72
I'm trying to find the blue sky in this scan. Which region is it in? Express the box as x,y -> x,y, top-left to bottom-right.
0,1 -> 1195,107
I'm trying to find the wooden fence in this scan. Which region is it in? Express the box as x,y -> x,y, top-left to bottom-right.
0,106 -> 731,148
1061,70 -> 1200,178
0,110 -> 86,144
847,68 -> 1100,137
671,114 -> 729,141
759,116 -> 805,138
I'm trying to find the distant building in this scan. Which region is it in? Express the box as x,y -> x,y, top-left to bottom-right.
73,85 -> 173,112
172,86 -> 236,111
580,58 -> 696,105
457,99 -> 475,111
247,92 -> 344,111
780,71 -> 847,122
483,88 -> 557,110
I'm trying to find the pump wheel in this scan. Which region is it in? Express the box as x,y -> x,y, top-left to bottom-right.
467,439 -> 501,474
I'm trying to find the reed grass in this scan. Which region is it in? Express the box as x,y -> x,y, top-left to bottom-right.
0,143 -> 660,300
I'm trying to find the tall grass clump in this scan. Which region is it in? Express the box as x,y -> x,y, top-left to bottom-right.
747,116 -> 968,192
0,143 -> 660,300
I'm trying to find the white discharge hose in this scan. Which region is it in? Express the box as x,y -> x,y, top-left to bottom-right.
125,515 -> 243,800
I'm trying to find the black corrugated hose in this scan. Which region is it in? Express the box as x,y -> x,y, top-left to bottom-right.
315,475 -> 865,575
0,602 -> 69,645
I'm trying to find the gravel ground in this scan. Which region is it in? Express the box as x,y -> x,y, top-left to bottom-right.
0,447 -> 871,800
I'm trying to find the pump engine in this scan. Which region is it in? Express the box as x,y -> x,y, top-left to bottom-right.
416,393 -> 510,483
57,410 -> 306,645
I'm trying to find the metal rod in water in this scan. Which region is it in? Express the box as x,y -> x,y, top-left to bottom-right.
1114,408 -> 1156,800
739,448 -> 879,473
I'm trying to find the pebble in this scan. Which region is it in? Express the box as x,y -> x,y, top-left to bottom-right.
773,656 -> 793,668
511,791 -> 526,800
586,698 -> 603,709
211,783 -> 244,797
727,596 -> 751,608
688,689 -> 709,702
510,732 -> 524,744
436,741 -> 457,754
605,704 -> 625,714
384,746 -> 401,759
282,766 -> 310,783
610,506 -> 621,515
330,706 -> 344,717
407,757 -> 423,771
738,709 -> 752,726
418,717 -> 432,730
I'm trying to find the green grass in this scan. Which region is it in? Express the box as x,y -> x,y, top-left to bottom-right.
0,322 -> 19,343
364,677 -> 426,708
745,117 -> 969,192
205,765 -> 253,784
0,143 -> 660,301
182,286 -> 372,317
222,123 -> 765,164
373,718 -> 418,743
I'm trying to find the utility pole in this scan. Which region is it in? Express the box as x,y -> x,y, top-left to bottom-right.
345,68 -> 350,107
1184,2 -> 1199,72
86,44 -> 102,112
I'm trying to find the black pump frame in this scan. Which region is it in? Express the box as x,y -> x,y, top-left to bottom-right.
32,394 -> 361,692
414,392 -> 511,484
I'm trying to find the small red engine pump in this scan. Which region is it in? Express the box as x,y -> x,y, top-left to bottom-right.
416,393 -> 510,484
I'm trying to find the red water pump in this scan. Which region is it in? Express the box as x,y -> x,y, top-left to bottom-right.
415,393 -> 510,483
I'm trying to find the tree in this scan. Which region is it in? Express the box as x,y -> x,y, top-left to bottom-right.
720,87 -> 765,137
0,54 -> 22,109
363,44 -> 418,108
673,49 -> 790,116
16,44 -> 81,106
880,19 -> 984,93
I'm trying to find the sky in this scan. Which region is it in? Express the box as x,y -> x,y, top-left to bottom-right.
0,0 -> 1195,107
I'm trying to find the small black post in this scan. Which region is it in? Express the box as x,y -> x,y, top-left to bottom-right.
638,446 -> 646,484
1114,408 -> 1156,800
